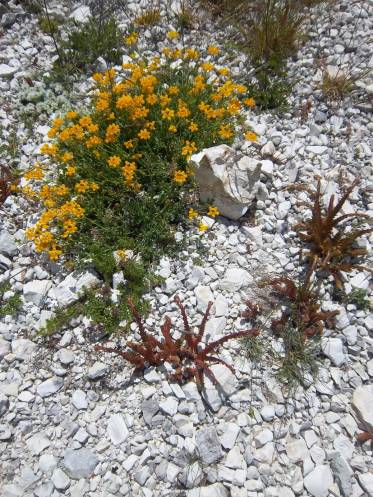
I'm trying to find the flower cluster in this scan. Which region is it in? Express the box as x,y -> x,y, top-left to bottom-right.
23,36 -> 255,264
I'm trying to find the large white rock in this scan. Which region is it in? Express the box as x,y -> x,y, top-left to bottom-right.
187,483 -> 229,497
107,414 -> 129,445
304,465 -> 333,497
49,271 -> 100,306
23,280 -> 52,306
352,384 -> 373,433
358,473 -> 373,496
0,64 -> 18,79
190,145 -> 261,220
321,338 -> 346,366
220,267 -> 252,292
69,5 -> 91,23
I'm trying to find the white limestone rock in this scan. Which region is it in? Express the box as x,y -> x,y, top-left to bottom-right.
190,145 -> 261,220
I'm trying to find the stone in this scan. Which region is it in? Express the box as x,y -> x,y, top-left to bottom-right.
142,399 -> 160,426
260,405 -> 275,421
203,363 -> 239,412
107,414 -> 129,445
321,338 -> 346,366
220,423 -> 240,449
11,339 -> 36,361
58,349 -> 75,365
194,285 -> 214,311
39,454 -> 58,474
254,429 -> 273,448
0,424 -> 12,440
1,13 -> 18,28
51,468 -> 70,491
225,446 -> 244,469
26,433 -> 50,455
254,443 -> 274,464
190,145 -> 261,220
179,461 -> 204,488
37,377 -> 63,397
50,271 -> 100,306
34,482 -> 54,497
196,427 -> 223,465
72,390 -> 88,410
215,294 -> 229,316
220,267 -> 252,292
0,231 -> 17,256
63,448 -> 98,479
187,483 -> 229,497
87,361 -> 108,379
0,338 -> 11,358
304,465 -> 333,497
243,226 -> 263,246
69,5 -> 91,22
205,317 -> 227,340
330,453 -> 353,497
286,439 -> 309,463
358,473 -> 373,496
159,397 -> 179,416
352,384 -> 373,433
0,394 -> 9,416
0,64 -> 18,79
23,280 -> 52,306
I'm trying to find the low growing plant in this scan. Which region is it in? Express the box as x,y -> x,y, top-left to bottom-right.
294,179 -> 373,287
0,165 -> 19,204
23,35 -> 256,278
96,296 -> 260,389
0,281 -> 22,318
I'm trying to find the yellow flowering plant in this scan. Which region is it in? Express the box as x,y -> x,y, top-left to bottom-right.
23,35 -> 255,280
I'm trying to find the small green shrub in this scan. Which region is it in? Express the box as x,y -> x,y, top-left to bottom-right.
0,281 -> 22,318
346,289 -> 372,312
38,14 -> 60,34
134,8 -> 162,27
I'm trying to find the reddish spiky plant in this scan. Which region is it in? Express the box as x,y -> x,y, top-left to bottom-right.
0,165 -> 18,204
268,264 -> 339,338
294,178 -> 373,288
95,296 -> 259,389
241,299 -> 261,320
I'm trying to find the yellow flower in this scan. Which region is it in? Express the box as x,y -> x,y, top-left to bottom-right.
24,166 -> 44,181
90,182 -> 100,191
162,108 -> 175,121
244,131 -> 258,142
188,122 -> 198,132
244,97 -> 256,108
168,125 -> 177,133
201,62 -> 214,72
48,246 -> 62,261
105,123 -> 120,143
167,30 -> 179,39
116,94 -> 133,109
96,99 -> 109,111
66,111 -> 78,119
117,249 -> 126,259
177,105 -> 190,118
219,125 -> 233,139
62,219 -> 77,237
207,45 -> 220,56
75,180 -> 90,193
146,94 -> 158,105
107,155 -> 121,168
138,129 -> 150,140
124,140 -> 134,149
160,95 -> 172,107
181,140 -> 198,157
125,32 -> 138,45
208,206 -> 219,218
61,151 -> 74,163
188,208 -> 198,220
198,222 -> 209,232
168,86 -> 179,95
173,170 -> 188,184
218,67 -> 229,76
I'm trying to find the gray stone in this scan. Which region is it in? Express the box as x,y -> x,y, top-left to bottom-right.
0,393 -> 9,416
71,390 -> 88,410
330,453 -> 353,497
0,231 -> 17,256
0,424 -> 12,440
220,267 -> 252,292
321,338 -> 346,366
159,397 -> 179,416
26,433 -> 50,455
358,473 -> 373,496
187,483 -> 229,497
107,413 -> 129,445
203,364 -> 239,412
220,423 -> 240,449
34,482 -> 54,497
58,349 -> 75,365
315,111 -> 327,123
0,337 -> 11,358
142,399 -> 160,426
179,461 -> 204,488
190,145 -> 261,220
51,468 -> 70,491
37,377 -> 63,397
286,439 -> 309,463
11,339 -> 36,361
63,448 -> 98,479
196,427 -> 223,465
69,5 -> 91,22
304,465 -> 333,497
352,384 -> 373,433
23,280 -> 52,306
87,361 -> 108,379
39,454 -> 58,474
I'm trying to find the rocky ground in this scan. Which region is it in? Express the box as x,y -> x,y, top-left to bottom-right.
0,1 -> 373,496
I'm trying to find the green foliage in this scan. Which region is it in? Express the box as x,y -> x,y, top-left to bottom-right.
346,289 -> 372,312
320,70 -> 355,102
39,261 -> 158,337
38,14 -> 60,34
0,281 -> 22,318
245,66 -> 291,110
134,8 -> 162,27
54,17 -> 123,75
